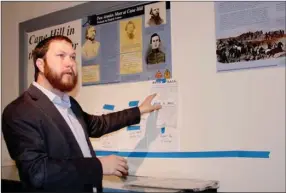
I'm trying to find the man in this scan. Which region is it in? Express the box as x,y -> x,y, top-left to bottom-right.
147,33 -> 166,64
125,21 -> 136,40
82,25 -> 100,60
2,35 -> 161,192
147,6 -> 164,26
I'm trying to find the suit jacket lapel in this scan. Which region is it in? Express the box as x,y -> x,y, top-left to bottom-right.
27,84 -> 84,158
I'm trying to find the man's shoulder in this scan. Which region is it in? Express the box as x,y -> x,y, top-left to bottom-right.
82,40 -> 91,48
159,50 -> 165,56
95,41 -> 100,46
147,50 -> 165,57
2,91 -> 36,121
148,18 -> 155,25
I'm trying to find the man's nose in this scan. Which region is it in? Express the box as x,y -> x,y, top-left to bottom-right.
64,56 -> 76,67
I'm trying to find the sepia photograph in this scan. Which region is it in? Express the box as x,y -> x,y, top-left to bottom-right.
145,2 -> 166,27
82,25 -> 101,60
120,17 -> 143,54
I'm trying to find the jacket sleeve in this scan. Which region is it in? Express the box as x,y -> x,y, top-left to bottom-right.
83,107 -> 141,138
1,112 -> 103,191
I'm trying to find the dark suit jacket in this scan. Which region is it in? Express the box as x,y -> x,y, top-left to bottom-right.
1,84 -> 141,192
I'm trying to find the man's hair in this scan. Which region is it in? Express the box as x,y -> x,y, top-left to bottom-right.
150,33 -> 161,44
149,8 -> 153,15
149,7 -> 159,15
85,25 -> 96,39
32,35 -> 73,81
125,21 -> 135,31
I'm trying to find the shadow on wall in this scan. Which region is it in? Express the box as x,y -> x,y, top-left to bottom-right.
126,110 -> 160,177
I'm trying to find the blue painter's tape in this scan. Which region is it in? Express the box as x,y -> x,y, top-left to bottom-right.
95,150 -> 270,158
127,125 -> 140,131
161,127 -> 165,134
103,104 -> 115,111
236,151 -> 270,158
103,188 -> 131,192
129,100 -> 139,107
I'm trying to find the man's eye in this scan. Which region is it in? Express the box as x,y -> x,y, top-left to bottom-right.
71,56 -> 76,60
58,54 -> 65,58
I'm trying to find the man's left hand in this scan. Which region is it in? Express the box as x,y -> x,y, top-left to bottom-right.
139,93 -> 162,115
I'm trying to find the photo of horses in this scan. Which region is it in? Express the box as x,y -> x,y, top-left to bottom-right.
216,29 -> 286,64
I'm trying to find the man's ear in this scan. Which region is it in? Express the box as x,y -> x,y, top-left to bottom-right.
36,58 -> 45,73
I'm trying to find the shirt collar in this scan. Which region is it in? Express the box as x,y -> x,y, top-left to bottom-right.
32,81 -> 71,108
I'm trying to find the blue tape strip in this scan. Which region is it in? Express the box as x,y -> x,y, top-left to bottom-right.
161,127 -> 165,134
103,188 -> 131,192
95,150 -> 270,158
129,100 -> 139,107
127,125 -> 140,131
103,104 -> 115,111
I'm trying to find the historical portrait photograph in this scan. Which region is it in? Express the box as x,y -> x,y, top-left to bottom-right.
82,25 -> 101,60
120,17 -> 143,53
145,2 -> 166,27
146,33 -> 166,65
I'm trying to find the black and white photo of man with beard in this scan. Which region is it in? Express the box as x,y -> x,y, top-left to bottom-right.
145,2 -> 166,27
82,25 -> 101,60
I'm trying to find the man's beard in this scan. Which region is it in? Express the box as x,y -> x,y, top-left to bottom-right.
151,14 -> 163,25
127,32 -> 135,39
87,36 -> 95,41
44,60 -> 78,93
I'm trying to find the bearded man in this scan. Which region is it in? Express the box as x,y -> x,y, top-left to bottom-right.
147,6 -> 164,26
2,35 -> 161,192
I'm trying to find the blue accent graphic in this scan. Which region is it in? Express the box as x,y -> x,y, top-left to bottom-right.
103,104 -> 115,111
161,127 -> 165,134
129,101 -> 139,107
95,150 -> 270,158
103,188 -> 132,192
127,125 -> 141,131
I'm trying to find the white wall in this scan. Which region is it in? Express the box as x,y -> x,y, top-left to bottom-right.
1,1 -> 285,192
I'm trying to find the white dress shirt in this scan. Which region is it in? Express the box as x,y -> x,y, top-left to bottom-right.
32,82 -> 92,158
